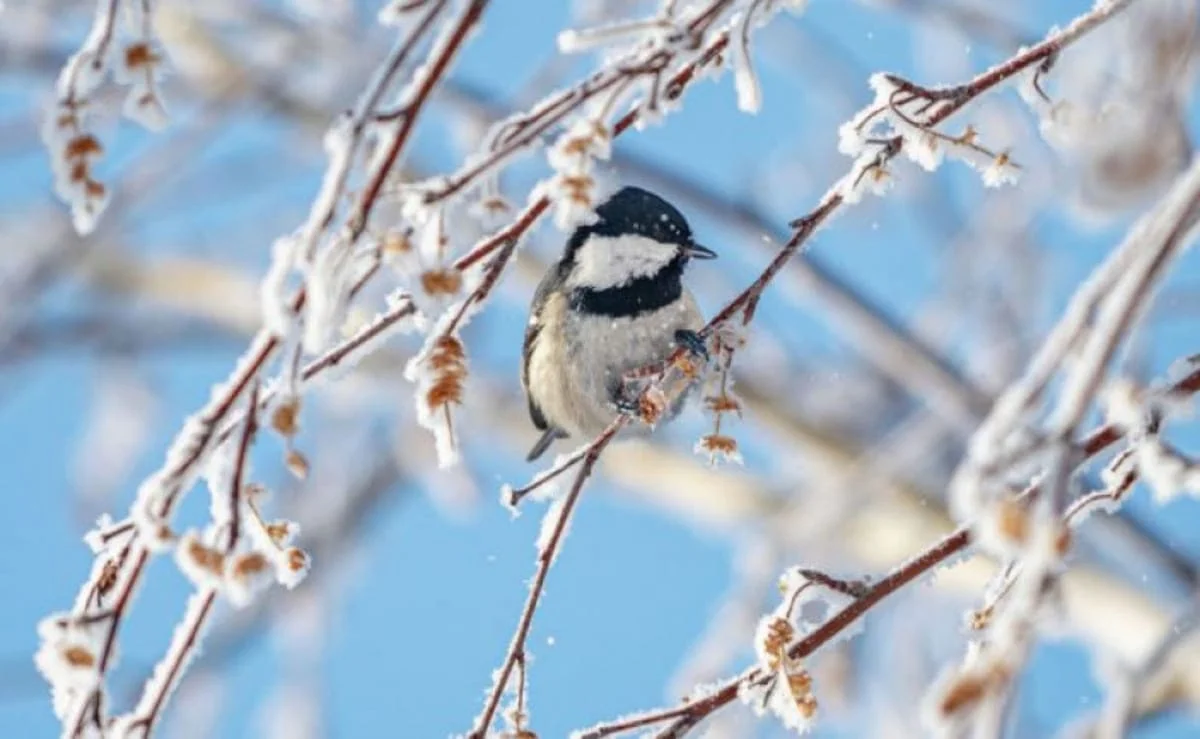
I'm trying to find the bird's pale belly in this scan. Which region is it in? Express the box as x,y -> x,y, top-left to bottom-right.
527,292 -> 703,439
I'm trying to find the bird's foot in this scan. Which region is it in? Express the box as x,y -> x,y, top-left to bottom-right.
672,328 -> 705,369
674,329 -> 710,364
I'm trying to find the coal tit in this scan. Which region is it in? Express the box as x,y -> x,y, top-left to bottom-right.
521,185 -> 716,461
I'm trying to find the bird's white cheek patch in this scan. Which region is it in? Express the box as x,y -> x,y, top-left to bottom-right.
569,234 -> 678,289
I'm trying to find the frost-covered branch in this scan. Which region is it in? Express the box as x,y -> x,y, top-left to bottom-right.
112,384 -> 258,736
34,0 -> 485,732
578,361 -> 1200,738
481,2 -> 1145,736
408,0 -> 738,209
468,421 -> 623,738
45,0 -> 169,233
29,0 -> 1188,735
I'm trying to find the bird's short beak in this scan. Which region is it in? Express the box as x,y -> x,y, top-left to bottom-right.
686,241 -> 717,260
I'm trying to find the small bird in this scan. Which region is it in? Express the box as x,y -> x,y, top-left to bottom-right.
521,185 -> 715,461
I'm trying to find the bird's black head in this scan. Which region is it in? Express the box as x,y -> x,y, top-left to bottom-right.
560,186 -> 715,318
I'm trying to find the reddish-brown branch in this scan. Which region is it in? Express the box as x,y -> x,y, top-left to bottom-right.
154,331 -> 283,520
419,1 -> 733,205
125,590 -> 218,735
453,198 -> 550,272
61,0 -> 120,106
70,546 -> 148,738
593,365 -> 1200,739
226,382 -> 259,553
505,423 -> 629,507
348,0 -> 488,239
675,0 -> 1141,350
467,420 -> 622,738
575,703 -> 698,739
445,224 -> 522,335
299,297 -> 417,379
121,378 -> 265,734
314,0 -> 448,237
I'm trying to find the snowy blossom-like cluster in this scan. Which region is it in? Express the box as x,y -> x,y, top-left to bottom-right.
405,327 -> 470,469
35,611 -> 108,724
44,0 -> 170,234
740,569 -> 860,733
924,508 -> 1067,736
545,119 -> 612,230
836,73 -> 1020,203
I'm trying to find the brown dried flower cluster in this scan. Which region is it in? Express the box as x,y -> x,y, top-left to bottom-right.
57,127 -> 107,202
760,616 -> 794,672
271,397 -> 310,480
264,520 -> 296,546
968,606 -> 993,631
284,547 -> 309,575
229,551 -> 269,581
123,42 -> 161,71
697,433 -> 739,460
758,615 -> 818,721
695,338 -> 742,465
672,352 -> 703,379
783,670 -> 818,720
556,174 -> 595,208
420,267 -> 464,297
935,661 -> 1013,717
184,537 -> 226,577
285,449 -> 310,480
705,394 -> 741,414
62,645 -> 96,669
96,559 -> 120,597
383,230 -> 413,257
270,397 -> 301,437
558,121 -> 609,157
990,498 -> 1071,555
425,335 -> 467,410
994,498 -> 1029,543
175,533 -> 234,592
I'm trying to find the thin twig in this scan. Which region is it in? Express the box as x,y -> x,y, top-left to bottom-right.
468,420 -> 622,738
583,363 -> 1200,738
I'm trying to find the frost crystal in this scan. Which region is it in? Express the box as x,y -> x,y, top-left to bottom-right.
536,495 -> 572,563
261,235 -> 301,339
838,72 -> 1020,189
118,590 -> 216,730
730,10 -> 763,114
1136,438 -> 1200,503
302,240 -> 356,355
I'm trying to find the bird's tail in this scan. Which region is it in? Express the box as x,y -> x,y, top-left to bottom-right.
526,428 -> 566,462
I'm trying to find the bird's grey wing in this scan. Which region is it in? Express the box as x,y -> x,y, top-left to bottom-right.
522,263 -> 568,431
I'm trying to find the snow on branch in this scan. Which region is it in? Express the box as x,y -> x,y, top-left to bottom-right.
35,0 -> 481,733
34,0 -> 1169,736
574,361 -> 1200,738
565,2 -> 1160,736
44,0 -> 170,234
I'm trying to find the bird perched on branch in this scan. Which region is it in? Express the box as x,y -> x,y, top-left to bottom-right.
521,185 -> 715,461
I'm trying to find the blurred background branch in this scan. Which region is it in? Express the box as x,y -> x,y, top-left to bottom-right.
2,0 -> 1199,737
